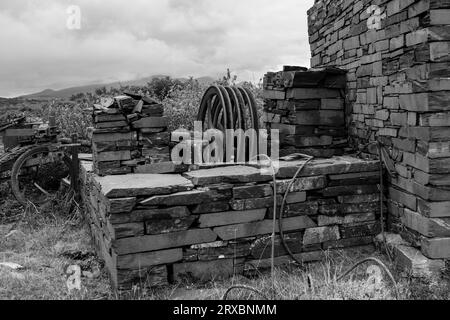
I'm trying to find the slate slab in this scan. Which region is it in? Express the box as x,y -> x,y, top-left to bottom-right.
113,229 -> 217,255
117,248 -> 183,270
233,184 -> 273,199
106,197 -> 137,214
191,201 -> 230,214
303,226 -> 340,245
95,174 -> 193,198
213,216 -> 317,241
140,189 -> 230,206
199,209 -> 267,228
421,237 -> 450,259
184,166 -> 272,186
276,156 -> 379,179
273,176 -> 327,193
230,196 -> 282,211
109,206 -> 191,224
145,216 -> 197,235
247,251 -> 324,269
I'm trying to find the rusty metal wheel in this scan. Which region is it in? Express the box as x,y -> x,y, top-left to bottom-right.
10,145 -> 74,207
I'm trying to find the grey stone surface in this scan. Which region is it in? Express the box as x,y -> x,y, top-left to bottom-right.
95,174 -> 193,198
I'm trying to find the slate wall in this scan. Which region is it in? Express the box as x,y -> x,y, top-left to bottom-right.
308,0 -> 450,259
80,157 -> 380,290
262,67 -> 349,158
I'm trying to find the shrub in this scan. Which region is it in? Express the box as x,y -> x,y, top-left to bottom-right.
147,77 -> 185,101
39,102 -> 93,141
162,78 -> 207,131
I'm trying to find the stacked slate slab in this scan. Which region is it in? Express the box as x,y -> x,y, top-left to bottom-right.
92,94 -> 172,176
80,156 -> 381,290
263,67 -> 348,158
308,0 -> 450,268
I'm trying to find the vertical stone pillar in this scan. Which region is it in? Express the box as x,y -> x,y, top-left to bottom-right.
262,67 -> 348,158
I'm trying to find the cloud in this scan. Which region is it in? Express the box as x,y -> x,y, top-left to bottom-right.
0,0 -> 314,97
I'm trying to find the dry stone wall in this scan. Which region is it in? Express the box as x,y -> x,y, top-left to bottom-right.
263,67 -> 348,158
81,157 -> 380,289
308,0 -> 450,260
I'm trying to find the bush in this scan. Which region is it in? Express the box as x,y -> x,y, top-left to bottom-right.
162,78 -> 206,131
39,102 -> 93,141
147,77 -> 185,101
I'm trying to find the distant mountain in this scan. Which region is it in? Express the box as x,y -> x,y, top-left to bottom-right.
16,75 -> 216,100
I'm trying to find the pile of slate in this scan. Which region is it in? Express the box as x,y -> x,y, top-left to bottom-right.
92,93 -> 171,176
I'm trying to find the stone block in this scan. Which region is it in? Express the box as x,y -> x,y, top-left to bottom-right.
303,226 -> 340,245
198,209 -> 266,228
213,216 -> 317,241
113,229 -> 218,255
233,184 -> 273,199
117,248 -> 182,270
96,174 -> 193,198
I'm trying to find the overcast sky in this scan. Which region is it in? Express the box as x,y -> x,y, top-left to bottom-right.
0,0 -> 314,97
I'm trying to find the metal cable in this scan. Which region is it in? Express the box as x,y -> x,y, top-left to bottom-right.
336,257 -> 399,299
249,154 -> 278,283
278,154 -> 314,266
222,285 -> 269,300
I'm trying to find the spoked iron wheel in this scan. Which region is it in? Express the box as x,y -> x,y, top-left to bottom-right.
10,146 -> 74,207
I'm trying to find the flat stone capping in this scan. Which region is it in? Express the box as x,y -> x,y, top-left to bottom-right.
95,174 -> 194,198
182,156 -> 379,186
183,165 -> 273,186
276,156 -> 379,178
86,156 -> 381,199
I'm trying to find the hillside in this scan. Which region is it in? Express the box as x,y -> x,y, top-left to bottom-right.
15,75 -> 216,101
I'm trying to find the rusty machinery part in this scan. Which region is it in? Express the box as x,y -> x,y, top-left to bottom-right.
10,145 -> 75,207
0,145 -> 35,176
197,85 -> 259,132
0,115 -> 26,132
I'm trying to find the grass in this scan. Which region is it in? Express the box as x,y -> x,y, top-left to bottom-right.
0,184 -> 112,300
157,249 -> 400,301
122,247 -> 450,301
1,181 -> 450,300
